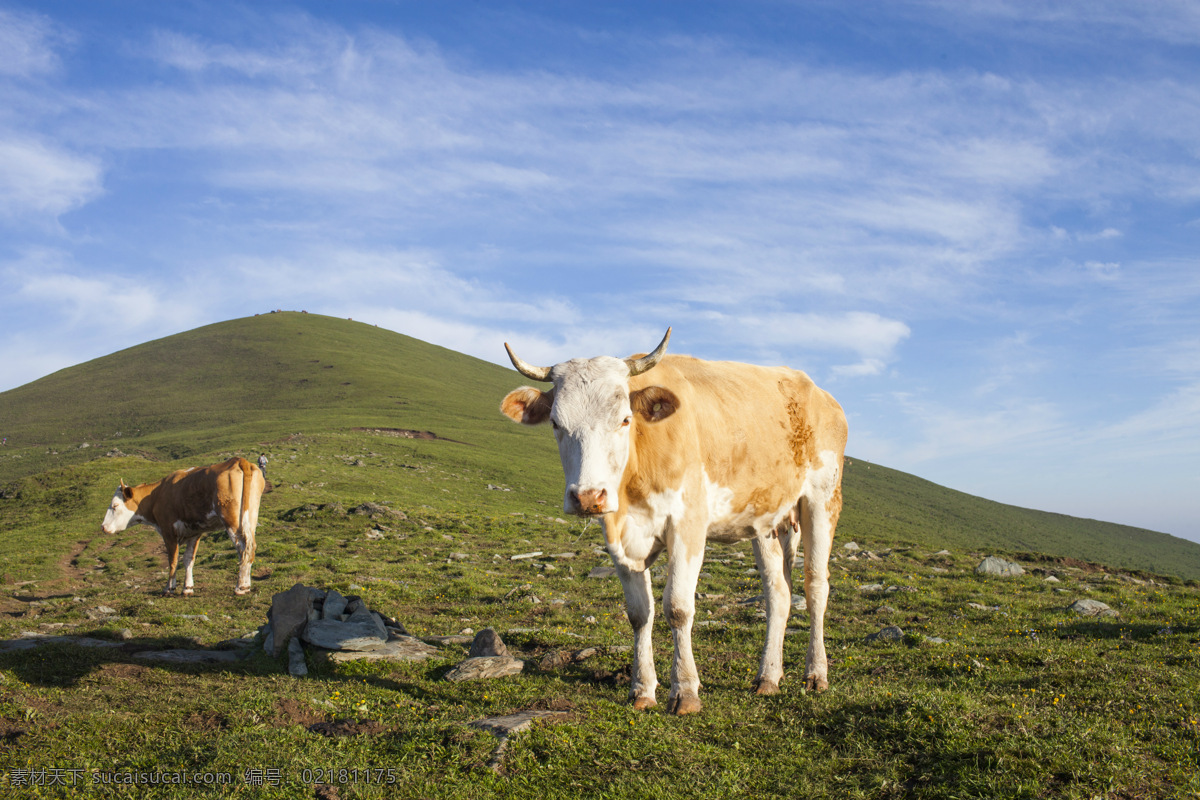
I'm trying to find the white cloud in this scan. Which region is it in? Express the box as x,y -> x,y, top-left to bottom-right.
0,9 -> 66,78
0,138 -> 103,219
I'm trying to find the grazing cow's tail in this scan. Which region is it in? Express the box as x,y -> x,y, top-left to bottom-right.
236,457 -> 255,537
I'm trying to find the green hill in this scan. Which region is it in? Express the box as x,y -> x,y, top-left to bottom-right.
2,311 -> 1198,580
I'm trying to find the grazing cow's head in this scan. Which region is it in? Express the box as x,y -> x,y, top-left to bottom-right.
501,328 -> 679,516
101,481 -> 139,534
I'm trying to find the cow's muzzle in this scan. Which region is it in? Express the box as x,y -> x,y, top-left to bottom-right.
569,488 -> 609,516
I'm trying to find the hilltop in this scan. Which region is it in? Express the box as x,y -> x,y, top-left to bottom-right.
2,311 -> 1198,580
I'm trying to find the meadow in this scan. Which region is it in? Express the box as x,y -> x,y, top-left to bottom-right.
0,313 -> 1197,798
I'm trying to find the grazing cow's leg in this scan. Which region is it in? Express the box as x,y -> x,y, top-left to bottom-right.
663,533 -> 706,715
753,515 -> 798,695
229,519 -> 257,596
617,564 -> 658,709
162,532 -> 180,595
180,537 -> 200,596
801,493 -> 835,692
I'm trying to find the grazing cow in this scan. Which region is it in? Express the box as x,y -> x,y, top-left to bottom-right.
100,457 -> 265,596
501,329 -> 847,714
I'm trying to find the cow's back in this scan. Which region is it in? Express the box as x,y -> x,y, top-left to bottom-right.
627,354 -> 846,516
157,457 -> 259,528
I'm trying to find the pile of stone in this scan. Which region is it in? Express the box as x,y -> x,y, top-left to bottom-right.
263,583 -> 439,676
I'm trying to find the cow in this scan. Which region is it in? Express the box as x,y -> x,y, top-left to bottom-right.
501,329 -> 847,714
100,457 -> 265,596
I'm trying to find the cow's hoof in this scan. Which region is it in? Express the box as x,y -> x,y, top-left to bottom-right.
631,695 -> 657,711
667,693 -> 703,715
234,587 -> 251,596
755,678 -> 780,696
182,588 -> 194,597
804,674 -> 829,693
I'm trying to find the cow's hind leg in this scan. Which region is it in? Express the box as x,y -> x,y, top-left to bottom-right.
180,537 -> 201,596
752,514 -> 799,695
801,489 -> 838,692
617,565 -> 658,710
162,533 -> 180,595
663,541 -> 706,715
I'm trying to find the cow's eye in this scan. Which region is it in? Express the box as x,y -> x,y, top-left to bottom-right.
621,417 -> 632,428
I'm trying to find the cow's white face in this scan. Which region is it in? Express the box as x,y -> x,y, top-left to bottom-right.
547,356 -> 635,516
101,489 -> 138,534
502,354 -> 680,517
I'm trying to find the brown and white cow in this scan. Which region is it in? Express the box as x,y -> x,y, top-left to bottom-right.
501,329 -> 847,714
100,457 -> 265,596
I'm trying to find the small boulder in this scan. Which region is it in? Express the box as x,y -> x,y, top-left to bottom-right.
1068,598 -> 1118,618
469,628 -> 509,659
866,625 -> 905,644
267,583 -> 313,657
975,557 -> 1025,577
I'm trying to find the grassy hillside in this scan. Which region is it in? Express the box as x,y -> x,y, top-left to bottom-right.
0,313 -> 1197,798
2,311 -> 1197,580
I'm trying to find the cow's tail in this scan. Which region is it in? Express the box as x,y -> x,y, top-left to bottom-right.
234,457 -> 258,594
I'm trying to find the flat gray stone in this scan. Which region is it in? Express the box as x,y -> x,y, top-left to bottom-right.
588,567 -> 617,579
134,649 -> 243,664
975,557 -> 1025,577
472,710 -> 569,737
444,656 -> 525,682
302,619 -> 387,651
268,583 -> 313,657
321,636 -> 440,663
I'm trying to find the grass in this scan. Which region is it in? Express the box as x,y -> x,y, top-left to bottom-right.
0,313 -> 1198,798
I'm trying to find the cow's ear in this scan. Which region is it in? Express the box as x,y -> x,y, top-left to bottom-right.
120,481 -> 133,500
631,386 -> 680,422
501,386 -> 555,425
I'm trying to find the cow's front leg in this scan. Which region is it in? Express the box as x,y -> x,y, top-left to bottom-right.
180,537 -> 201,596
752,520 -> 798,695
616,564 -> 658,709
663,541 -> 705,715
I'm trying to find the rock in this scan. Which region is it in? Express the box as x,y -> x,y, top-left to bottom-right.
322,589 -> 348,620
134,649 -> 243,664
511,551 -> 543,561
444,655 -> 526,682
472,710 -> 569,737
321,636 -> 440,663
301,619 -> 387,651
1068,598 -> 1118,618
588,567 -> 617,579
1044,575 -> 1060,583
346,604 -> 388,639
288,637 -> 308,676
843,541 -> 860,552
866,625 -> 905,644
975,556 -> 1024,577
268,583 -> 313,657
449,552 -> 469,561
875,605 -> 898,616
934,549 -> 952,556
858,583 -> 886,593
469,628 -> 509,658
967,602 -> 1000,611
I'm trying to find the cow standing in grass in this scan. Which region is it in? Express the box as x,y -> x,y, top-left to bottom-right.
100,457 -> 265,596
501,329 -> 847,714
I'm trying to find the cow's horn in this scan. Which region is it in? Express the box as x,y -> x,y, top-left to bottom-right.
626,327 -> 671,376
504,342 -> 552,382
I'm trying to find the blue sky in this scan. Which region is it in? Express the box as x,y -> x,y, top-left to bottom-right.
2,1 -> 1198,543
